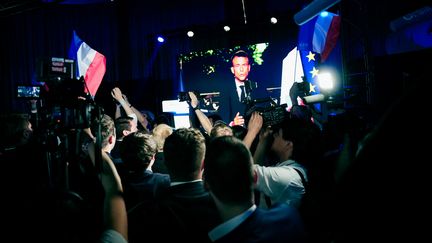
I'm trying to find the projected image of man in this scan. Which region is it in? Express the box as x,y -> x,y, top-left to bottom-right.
219,50 -> 256,126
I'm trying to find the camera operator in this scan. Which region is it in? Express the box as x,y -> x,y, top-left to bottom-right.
0,113 -> 48,188
243,113 -> 322,209
1,113 -> 53,239
0,113 -> 34,150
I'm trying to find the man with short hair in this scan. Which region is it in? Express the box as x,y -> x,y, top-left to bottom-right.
220,50 -> 251,126
204,136 -> 308,242
119,131 -> 170,210
128,128 -> 220,243
111,116 -> 138,164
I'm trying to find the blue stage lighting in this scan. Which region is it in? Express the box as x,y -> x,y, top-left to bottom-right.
157,36 -> 165,43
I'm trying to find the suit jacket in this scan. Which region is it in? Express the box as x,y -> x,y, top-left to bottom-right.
128,181 -> 220,243
216,77 -> 269,123
214,203 -> 308,243
122,169 -> 170,211
151,151 -> 169,174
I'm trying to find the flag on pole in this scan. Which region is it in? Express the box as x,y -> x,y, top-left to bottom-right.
300,49 -> 321,111
296,11 -> 341,111
280,46 -> 305,108
68,30 -> 106,97
298,11 -> 341,62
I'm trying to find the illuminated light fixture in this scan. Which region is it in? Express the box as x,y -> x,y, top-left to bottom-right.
270,17 -> 278,24
317,72 -> 335,91
302,93 -> 326,104
223,25 -> 231,32
294,0 -> 341,25
320,11 -> 329,17
157,36 -> 165,43
187,31 -> 194,37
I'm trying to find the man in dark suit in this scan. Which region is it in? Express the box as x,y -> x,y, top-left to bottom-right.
128,128 -> 220,243
218,50 -> 262,126
118,131 -> 170,211
204,136 -> 308,242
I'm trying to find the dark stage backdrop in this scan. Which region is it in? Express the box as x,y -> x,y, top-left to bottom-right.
0,1 -> 227,117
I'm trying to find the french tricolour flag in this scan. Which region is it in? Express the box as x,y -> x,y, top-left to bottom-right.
68,31 -> 106,97
298,11 -> 341,62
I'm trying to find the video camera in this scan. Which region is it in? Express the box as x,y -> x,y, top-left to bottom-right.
36,57 -> 75,82
33,57 -> 98,130
178,91 -> 195,102
246,103 -> 288,127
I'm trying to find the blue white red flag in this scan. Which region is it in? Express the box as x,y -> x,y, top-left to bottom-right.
298,11 -> 341,62
68,30 -> 106,97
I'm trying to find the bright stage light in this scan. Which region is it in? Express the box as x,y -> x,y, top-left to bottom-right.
317,72 -> 335,91
270,17 -> 278,24
187,31 -> 194,37
320,11 -> 329,17
157,36 -> 165,43
223,25 -> 230,32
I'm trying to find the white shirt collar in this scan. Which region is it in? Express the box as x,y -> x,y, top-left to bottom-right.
208,204 -> 257,242
170,179 -> 202,186
235,79 -> 244,87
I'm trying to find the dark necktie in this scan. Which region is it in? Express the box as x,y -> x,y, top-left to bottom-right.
239,85 -> 246,102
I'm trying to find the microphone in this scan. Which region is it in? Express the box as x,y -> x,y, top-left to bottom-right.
245,79 -> 258,91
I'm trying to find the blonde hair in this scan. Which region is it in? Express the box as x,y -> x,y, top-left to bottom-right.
152,124 -> 173,151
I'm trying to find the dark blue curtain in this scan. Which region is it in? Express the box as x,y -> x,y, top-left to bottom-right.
0,0 -> 225,115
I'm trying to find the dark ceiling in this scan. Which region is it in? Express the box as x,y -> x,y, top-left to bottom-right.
2,0 -> 430,45
1,0 -> 430,36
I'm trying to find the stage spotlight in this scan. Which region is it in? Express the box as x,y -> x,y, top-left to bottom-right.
320,11 -> 329,17
270,17 -> 278,24
317,72 -> 335,91
157,36 -> 165,43
187,31 -> 194,37
223,25 -> 231,32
